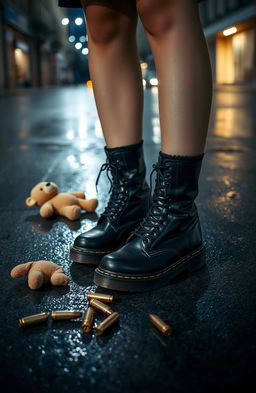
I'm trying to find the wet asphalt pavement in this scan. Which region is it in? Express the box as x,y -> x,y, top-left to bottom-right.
0,85 -> 255,393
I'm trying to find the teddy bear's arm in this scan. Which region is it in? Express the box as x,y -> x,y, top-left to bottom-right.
51,268 -> 69,286
10,262 -> 34,278
40,202 -> 54,218
68,192 -> 85,199
28,270 -> 45,290
10,261 -> 69,290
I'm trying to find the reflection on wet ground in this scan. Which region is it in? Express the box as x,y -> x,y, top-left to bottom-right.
0,85 -> 255,393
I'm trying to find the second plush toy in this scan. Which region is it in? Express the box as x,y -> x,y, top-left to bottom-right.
10,260 -> 69,290
26,181 -> 98,220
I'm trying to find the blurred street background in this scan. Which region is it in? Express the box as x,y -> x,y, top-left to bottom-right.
0,1 -> 256,393
0,0 -> 255,89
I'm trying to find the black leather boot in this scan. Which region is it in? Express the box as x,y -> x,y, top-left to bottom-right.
70,140 -> 150,264
94,151 -> 206,291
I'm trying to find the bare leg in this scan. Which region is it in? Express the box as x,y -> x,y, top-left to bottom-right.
137,0 -> 213,155
81,0 -> 143,147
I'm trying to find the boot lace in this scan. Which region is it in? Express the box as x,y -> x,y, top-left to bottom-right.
95,161 -> 128,220
128,162 -> 172,244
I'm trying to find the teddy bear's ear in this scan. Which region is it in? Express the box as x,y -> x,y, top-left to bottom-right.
26,197 -> 36,207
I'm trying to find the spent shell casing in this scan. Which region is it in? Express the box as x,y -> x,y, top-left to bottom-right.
81,307 -> 95,333
19,312 -> 49,327
51,311 -> 82,320
90,299 -> 113,315
95,312 -> 119,336
149,314 -> 173,336
87,292 -> 114,303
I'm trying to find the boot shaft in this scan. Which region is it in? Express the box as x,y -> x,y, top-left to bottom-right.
97,140 -> 149,225
128,151 -> 205,249
153,152 -> 204,213
104,140 -> 147,192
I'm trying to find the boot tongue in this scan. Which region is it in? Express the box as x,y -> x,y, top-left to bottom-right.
159,150 -> 170,162
157,153 -> 173,189
104,146 -> 118,164
148,153 -> 174,217
158,151 -> 175,171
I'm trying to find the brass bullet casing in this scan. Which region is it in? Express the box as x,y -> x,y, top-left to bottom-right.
95,312 -> 120,336
90,299 -> 113,316
81,307 -> 95,333
87,292 -> 114,303
51,311 -> 82,320
149,314 -> 173,336
19,312 -> 49,327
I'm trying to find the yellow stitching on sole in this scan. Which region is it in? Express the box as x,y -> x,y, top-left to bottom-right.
71,246 -> 112,255
95,246 -> 204,280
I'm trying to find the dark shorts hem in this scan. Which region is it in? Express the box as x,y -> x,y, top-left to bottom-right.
59,0 -> 82,8
58,0 -> 205,8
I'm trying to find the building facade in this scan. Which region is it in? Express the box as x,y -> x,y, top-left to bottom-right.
137,0 -> 256,87
0,0 -> 75,89
199,0 -> 256,86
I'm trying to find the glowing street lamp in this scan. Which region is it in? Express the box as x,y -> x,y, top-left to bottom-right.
223,26 -> 237,36
150,78 -> 158,86
68,35 -> 76,42
75,17 -> 83,26
61,18 -> 69,25
82,48 -> 89,55
140,62 -> 148,70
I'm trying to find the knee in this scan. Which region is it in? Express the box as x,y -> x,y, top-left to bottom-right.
85,7 -> 133,45
136,0 -> 178,38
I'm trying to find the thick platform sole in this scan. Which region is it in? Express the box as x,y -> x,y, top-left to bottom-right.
94,245 -> 206,292
70,245 -> 114,265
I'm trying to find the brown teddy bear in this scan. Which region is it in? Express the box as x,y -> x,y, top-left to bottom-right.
26,181 -> 98,220
10,260 -> 69,290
